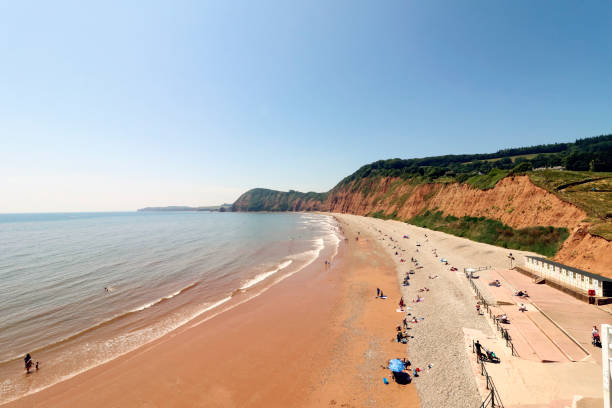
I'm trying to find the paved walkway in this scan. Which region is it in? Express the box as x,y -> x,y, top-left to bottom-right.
473,269 -> 584,363
465,268 -> 606,408
495,268 -> 611,364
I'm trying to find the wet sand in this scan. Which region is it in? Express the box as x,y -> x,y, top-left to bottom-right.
3,216 -> 419,408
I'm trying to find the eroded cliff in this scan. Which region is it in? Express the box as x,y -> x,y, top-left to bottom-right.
232,176 -> 611,276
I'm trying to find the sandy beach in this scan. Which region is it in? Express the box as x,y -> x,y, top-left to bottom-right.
5,213 -> 607,408
2,215 -> 419,408
339,214 -> 610,408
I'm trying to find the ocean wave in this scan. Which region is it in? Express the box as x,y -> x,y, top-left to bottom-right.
0,294 -> 234,405
0,215 -> 341,403
128,282 -> 198,313
239,260 -> 293,290
0,282 -> 200,366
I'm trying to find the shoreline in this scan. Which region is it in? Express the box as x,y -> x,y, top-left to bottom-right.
0,212 -> 339,406
8,212 -> 605,407
2,215 -> 419,407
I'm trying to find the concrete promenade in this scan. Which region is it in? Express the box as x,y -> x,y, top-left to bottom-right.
468,267 -> 611,407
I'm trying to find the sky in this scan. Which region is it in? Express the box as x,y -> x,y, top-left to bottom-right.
1,1 -> 611,212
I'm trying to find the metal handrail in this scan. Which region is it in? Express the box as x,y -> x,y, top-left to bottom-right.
472,340 -> 505,408
466,271 -> 519,357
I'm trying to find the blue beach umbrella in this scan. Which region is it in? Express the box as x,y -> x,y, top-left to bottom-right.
388,359 -> 405,372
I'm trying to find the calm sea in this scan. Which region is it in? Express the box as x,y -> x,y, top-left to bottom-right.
0,211 -> 340,404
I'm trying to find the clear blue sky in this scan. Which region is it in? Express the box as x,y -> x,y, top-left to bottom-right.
1,1 -> 611,212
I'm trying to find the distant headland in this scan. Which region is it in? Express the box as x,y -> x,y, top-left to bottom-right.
137,204 -> 233,212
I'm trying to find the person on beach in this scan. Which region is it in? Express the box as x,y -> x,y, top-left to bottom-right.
474,340 -> 483,360
104,287 -> 109,294
399,297 -> 405,308
24,353 -> 33,373
377,288 -> 381,297
519,303 -> 527,312
496,313 -> 509,323
476,303 -> 482,314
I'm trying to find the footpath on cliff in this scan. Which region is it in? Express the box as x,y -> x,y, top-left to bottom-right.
335,213 -> 610,408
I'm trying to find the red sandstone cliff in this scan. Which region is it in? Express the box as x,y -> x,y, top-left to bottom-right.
233,176 -> 611,276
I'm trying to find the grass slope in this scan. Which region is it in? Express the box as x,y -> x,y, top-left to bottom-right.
529,170 -> 612,239
408,210 -> 569,257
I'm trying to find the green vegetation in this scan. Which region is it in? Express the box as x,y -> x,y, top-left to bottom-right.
409,210 -> 570,257
234,188 -> 328,211
529,170 -> 612,239
464,169 -> 509,190
234,134 -> 612,243
368,210 -> 399,220
337,134 -> 612,190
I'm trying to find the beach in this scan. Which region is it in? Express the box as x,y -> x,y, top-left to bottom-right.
4,212 -> 607,407
339,214 -> 609,408
2,215 -> 419,407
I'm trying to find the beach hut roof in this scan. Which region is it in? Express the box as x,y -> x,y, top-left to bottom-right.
526,256 -> 612,282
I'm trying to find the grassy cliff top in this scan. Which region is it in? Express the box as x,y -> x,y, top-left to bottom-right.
528,170 -> 612,239
335,134 -> 611,188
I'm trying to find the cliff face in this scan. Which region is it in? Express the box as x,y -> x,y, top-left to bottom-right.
232,188 -> 326,212
233,177 -> 611,276
327,176 -> 585,230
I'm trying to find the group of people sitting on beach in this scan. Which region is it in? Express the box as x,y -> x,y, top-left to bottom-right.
396,325 -> 410,344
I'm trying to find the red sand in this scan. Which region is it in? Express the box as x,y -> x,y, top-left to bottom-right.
3,218 -> 419,407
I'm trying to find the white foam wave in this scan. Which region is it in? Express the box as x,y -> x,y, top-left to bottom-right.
0,216 -> 341,405
0,295 -> 233,405
239,260 -> 293,290
129,282 -> 197,313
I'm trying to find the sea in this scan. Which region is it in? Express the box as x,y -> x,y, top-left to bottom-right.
0,211 -> 341,404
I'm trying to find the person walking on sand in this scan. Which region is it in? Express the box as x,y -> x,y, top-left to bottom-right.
399,297 -> 405,309
377,288 -> 381,297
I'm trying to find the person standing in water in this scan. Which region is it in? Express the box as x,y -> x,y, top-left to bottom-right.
24,353 -> 33,373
